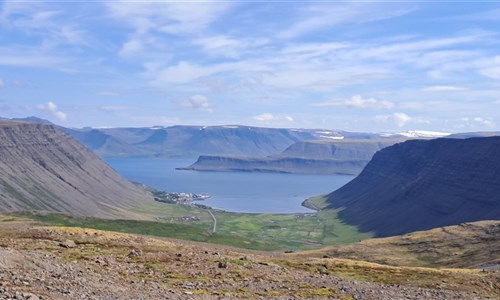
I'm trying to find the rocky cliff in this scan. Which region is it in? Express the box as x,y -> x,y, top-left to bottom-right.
0,121 -> 153,218
326,137 -> 500,236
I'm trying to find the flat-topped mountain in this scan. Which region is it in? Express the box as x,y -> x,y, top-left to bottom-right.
0,121 -> 153,218
325,137 -> 500,236
182,139 -> 407,174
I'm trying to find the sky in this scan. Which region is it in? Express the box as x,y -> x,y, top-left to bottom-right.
1,1 -> 500,132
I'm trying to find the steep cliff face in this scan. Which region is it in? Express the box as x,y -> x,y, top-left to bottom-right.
179,155 -> 368,175
0,121 -> 153,218
326,137 -> 500,237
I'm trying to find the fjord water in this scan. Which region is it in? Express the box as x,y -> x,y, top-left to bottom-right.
106,158 -> 354,213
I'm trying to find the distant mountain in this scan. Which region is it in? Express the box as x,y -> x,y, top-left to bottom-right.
324,137 -> 500,237
0,120 -> 154,218
378,130 -> 450,138
277,139 -> 405,160
62,127 -> 140,157
447,131 -> 500,138
183,139 -> 408,175
62,125 -> 323,158
59,125 -> 431,159
179,155 -> 369,175
10,116 -> 53,125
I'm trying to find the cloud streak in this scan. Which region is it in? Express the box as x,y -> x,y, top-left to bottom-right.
315,95 -> 394,110
253,113 -> 293,123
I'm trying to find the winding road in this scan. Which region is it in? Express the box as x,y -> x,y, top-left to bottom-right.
208,210 -> 217,234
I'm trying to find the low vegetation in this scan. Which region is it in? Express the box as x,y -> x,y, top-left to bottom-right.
13,195 -> 371,251
0,216 -> 497,299
292,220 -> 500,269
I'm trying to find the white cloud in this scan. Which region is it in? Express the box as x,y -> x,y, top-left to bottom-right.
315,95 -> 394,110
473,117 -> 495,128
422,85 -> 467,92
37,101 -> 67,121
253,113 -> 293,123
375,112 -> 412,127
459,116 -> 495,128
177,95 -> 213,112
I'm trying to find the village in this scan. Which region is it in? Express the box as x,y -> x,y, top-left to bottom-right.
152,190 -> 210,206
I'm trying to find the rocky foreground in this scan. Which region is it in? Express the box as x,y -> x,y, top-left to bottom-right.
0,217 -> 498,299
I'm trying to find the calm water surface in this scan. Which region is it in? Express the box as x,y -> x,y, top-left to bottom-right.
106,158 -> 354,214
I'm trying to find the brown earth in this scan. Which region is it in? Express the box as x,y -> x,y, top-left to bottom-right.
0,216 -> 498,300
292,220 -> 500,269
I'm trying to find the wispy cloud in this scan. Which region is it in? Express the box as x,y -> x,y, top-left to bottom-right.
422,85 -> 467,92
107,2 -> 234,61
107,2 -> 233,35
0,2 -> 90,48
253,113 -> 293,123
99,105 -> 132,112
278,2 -> 415,40
315,95 -> 394,110
97,91 -> 120,97
0,47 -> 68,68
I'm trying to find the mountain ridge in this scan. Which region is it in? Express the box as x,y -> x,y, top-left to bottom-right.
325,136 -> 500,236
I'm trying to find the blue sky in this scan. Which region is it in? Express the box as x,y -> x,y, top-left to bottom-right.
1,1 -> 500,132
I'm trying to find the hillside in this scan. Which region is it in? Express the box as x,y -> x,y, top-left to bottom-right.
183,139 -> 406,174
0,214 -> 497,299
0,121 -> 153,218
292,220 -> 500,269
325,137 -> 500,236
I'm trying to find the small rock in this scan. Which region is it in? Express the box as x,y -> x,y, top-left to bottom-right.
59,239 -> 76,248
23,293 -> 40,300
217,261 -> 228,269
127,249 -> 142,258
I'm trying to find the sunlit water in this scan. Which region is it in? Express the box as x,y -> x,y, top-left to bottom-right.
106,158 -> 354,214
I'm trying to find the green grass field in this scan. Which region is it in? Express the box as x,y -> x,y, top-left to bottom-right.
13,195 -> 372,251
